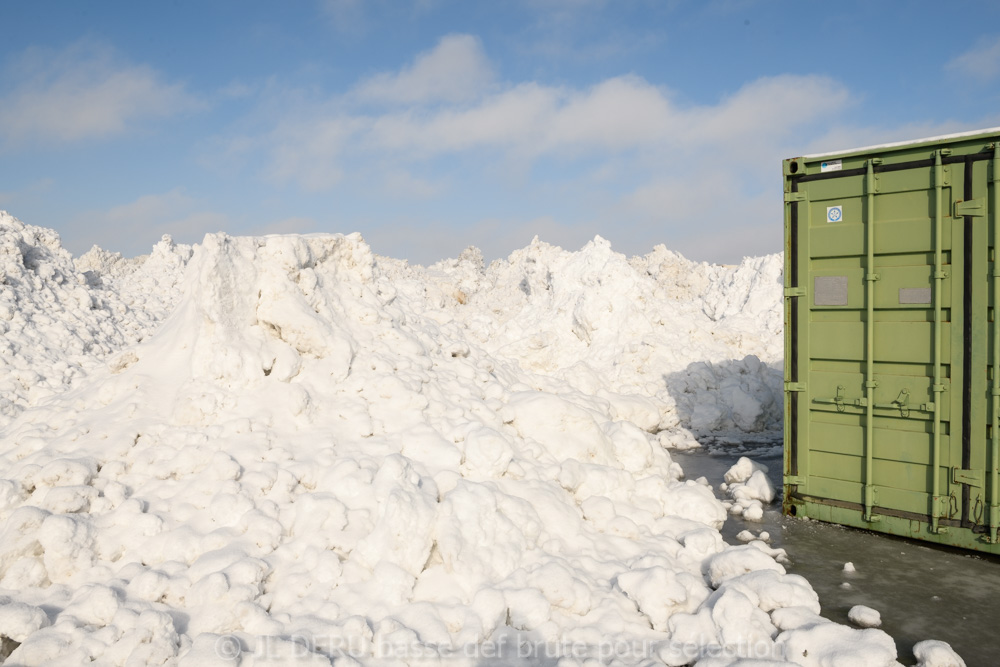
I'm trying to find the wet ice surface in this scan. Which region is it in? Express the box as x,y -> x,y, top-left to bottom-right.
675,442 -> 1000,666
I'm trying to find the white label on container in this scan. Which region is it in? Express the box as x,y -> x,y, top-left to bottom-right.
827,206 -> 843,223
820,159 -> 842,172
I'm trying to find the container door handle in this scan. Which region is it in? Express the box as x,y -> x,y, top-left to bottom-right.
814,385 -> 868,412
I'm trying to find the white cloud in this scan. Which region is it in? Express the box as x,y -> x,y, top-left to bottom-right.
353,34 -> 494,104
675,75 -> 849,148
947,36 -> 1000,80
212,37 -> 868,263
361,72 -> 846,160
542,76 -> 674,150
368,82 -> 559,154
0,42 -> 201,148
265,115 -> 371,190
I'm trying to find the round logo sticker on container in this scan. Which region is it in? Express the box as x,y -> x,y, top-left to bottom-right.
827,206 -> 843,223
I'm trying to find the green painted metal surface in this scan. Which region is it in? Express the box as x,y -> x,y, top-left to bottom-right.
783,128 -> 1000,554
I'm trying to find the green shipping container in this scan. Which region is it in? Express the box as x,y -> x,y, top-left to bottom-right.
783,128 -> 1000,553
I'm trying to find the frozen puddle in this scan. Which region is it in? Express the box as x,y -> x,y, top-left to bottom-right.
675,444 -> 999,665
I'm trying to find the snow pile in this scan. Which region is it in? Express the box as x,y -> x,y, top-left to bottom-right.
0,212 -> 191,427
720,456 -> 777,522
420,236 -> 785,438
0,223 -> 938,665
1,216 -> 783,441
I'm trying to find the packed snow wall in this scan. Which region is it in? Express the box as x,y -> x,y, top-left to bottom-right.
0,212 -> 946,666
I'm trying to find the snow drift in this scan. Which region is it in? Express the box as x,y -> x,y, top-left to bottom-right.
0,212 -> 959,666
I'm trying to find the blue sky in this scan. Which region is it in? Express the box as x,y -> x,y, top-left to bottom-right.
2,1 -> 1000,265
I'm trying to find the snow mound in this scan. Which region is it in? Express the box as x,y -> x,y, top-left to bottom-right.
0,223 -> 941,665
0,231 -> 758,664
0,212 -> 190,427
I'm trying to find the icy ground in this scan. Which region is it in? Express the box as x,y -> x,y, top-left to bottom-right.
0,212 -> 963,666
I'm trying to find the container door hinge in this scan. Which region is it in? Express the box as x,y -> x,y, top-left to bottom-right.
784,287 -> 806,298
863,485 -> 880,522
954,198 -> 986,217
784,382 -> 806,392
785,476 -> 806,486
784,191 -> 806,203
952,468 -> 984,487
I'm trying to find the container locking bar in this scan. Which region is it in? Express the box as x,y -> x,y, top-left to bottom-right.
931,150 -> 946,534
864,159 -> 878,523
872,389 -> 936,416
814,385 -> 866,411
991,142 -> 1000,543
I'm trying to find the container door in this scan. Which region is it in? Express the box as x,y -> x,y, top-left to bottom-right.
787,155 -> 972,528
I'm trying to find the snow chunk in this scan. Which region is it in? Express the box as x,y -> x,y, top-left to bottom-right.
721,457 -> 776,522
724,456 -> 769,484
705,544 -> 786,588
0,597 -> 50,642
848,604 -> 882,628
913,639 -> 967,667
616,566 -> 709,631
776,622 -> 899,667
718,569 -> 820,614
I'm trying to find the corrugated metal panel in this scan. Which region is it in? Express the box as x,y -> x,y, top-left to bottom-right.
783,128 -> 1000,553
